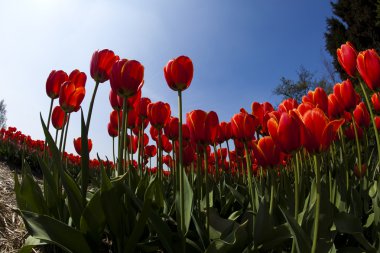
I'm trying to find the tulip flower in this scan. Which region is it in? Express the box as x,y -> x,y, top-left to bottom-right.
302,87 -> 329,114
145,145 -> 157,158
337,42 -> 357,77
231,111 -> 257,142
267,111 -> 302,154
46,70 -> 69,99
73,137 -> 92,155
333,79 -> 360,112
164,55 -> 193,91
59,81 -> 86,113
51,106 -> 67,130
353,102 -> 370,128
353,164 -> 367,179
328,93 -> 345,119
371,93 -> 380,113
107,122 -> 118,137
186,110 -> 220,146
147,101 -> 171,130
69,69 -> 87,88
278,98 -> 298,113
90,49 -> 119,83
357,49 -> 380,91
109,90 -> 123,111
251,102 -> 273,134
110,59 -> 144,98
136,97 -> 152,120
302,108 -> 344,153
251,136 -> 281,168
164,117 -> 180,141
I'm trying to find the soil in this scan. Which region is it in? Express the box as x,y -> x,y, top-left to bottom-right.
0,161 -> 33,252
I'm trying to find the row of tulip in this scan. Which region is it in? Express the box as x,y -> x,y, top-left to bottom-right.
13,41 -> 380,253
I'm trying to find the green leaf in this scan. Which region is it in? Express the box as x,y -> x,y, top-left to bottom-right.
15,162 -> 47,214
334,212 -> 362,234
20,210 -> 92,253
279,206 -> 311,253
18,236 -> 46,253
183,170 -> 194,234
205,220 -> 249,253
209,208 -> 235,240
80,110 -> 90,204
37,157 -> 59,214
80,190 -> 105,248
253,200 -> 273,245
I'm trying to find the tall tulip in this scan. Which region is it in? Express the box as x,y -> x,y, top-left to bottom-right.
74,137 -> 92,155
267,111 -> 302,154
302,87 -> 328,114
337,42 -> 357,77
90,49 -> 119,83
333,79 -> 360,112
164,55 -> 193,91
59,81 -> 86,113
231,112 -> 257,142
51,106 -> 67,130
357,49 -> 380,91
147,102 -> 171,130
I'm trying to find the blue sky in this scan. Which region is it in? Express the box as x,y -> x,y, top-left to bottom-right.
0,0 -> 335,159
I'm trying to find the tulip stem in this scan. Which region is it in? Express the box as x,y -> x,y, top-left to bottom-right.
44,98 -> 54,158
358,80 -> 380,166
351,114 -> 362,175
178,91 -> 186,248
269,169 -> 275,215
243,142 -> 256,213
203,149 -> 210,239
118,98 -> 127,176
85,81 -> 99,134
311,154 -> 321,253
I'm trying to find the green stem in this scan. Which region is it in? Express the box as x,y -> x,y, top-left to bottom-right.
243,142 -> 256,213
351,114 -> 362,175
203,149 -> 210,238
178,91 -> 186,248
44,98 -> 54,158
112,137 -> 116,166
85,81 -> 99,134
269,170 -> 275,215
62,114 -> 70,160
311,154 -> 321,253
291,152 -> 300,253
358,80 -> 380,165
117,99 -> 127,176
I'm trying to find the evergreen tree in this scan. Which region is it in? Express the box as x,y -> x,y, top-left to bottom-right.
325,0 -> 380,79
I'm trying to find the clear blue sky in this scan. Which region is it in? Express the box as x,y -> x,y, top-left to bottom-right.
0,0 -> 335,159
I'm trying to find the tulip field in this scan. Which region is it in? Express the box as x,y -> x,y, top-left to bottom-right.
2,42 -> 380,253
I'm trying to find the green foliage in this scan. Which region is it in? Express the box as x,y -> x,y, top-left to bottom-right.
273,66 -> 333,103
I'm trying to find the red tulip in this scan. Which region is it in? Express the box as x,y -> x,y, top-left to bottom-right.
110,110 -> 122,129
109,89 -> 122,111
147,101 -> 171,129
59,81 -> 86,113
337,42 -> 357,77
149,126 -> 161,142
217,121 -> 232,143
164,55 -> 193,91
267,111 -> 302,154
333,79 -> 359,111
278,98 -> 298,113
231,112 -> 257,142
357,49 -> 380,91
182,124 -> 190,141
145,145 -> 157,158
375,116 -> 380,130
136,97 -> 152,119
73,137 -> 92,155
164,116 -> 179,140
51,106 -> 67,130
353,164 -> 367,179
90,49 -> 119,83
107,122 -> 118,137
110,59 -> 144,98
46,70 -> 68,99
371,93 -> 380,113
301,108 -> 344,153
344,122 -> 363,140
251,102 -> 274,134
302,87 -> 328,114
251,136 -> 281,168
297,102 -> 315,117
328,94 -> 345,119
186,110 -> 219,146
69,69 -> 87,88
353,102 -> 370,128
